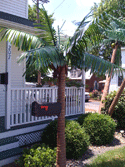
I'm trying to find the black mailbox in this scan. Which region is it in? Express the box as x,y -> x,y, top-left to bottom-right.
31,101 -> 61,117
0,73 -> 8,85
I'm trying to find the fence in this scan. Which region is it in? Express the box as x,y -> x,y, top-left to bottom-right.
9,86 -> 84,127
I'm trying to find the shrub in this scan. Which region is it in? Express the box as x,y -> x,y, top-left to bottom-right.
41,119 -> 69,148
66,80 -> 83,87
77,113 -> 92,126
41,120 -> 58,148
89,90 -> 102,100
41,119 -> 90,159
16,144 -> 56,167
101,90 -> 125,129
83,113 -> 116,145
65,121 -> 90,159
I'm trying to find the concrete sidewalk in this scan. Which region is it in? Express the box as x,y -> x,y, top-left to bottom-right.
85,100 -> 100,113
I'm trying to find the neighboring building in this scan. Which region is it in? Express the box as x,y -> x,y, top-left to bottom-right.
68,68 -> 82,80
86,72 -> 105,92
109,47 -> 125,92
0,1 -> 84,165
67,69 -> 105,92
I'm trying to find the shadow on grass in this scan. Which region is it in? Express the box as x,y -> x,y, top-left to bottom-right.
87,158 -> 125,167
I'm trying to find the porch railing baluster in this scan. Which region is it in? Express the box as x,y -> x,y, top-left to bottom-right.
20,90 -> 22,124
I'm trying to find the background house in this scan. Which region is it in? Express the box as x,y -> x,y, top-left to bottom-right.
109,47 -> 125,92
67,68 -> 105,92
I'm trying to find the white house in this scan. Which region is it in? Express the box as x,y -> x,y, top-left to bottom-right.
0,1 -> 85,166
109,47 -> 125,92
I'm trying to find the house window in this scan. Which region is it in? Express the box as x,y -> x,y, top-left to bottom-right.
118,76 -> 123,86
94,80 -> 99,90
71,70 -> 77,78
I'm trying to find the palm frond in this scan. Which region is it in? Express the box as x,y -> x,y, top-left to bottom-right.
67,45 -> 125,77
0,28 -> 46,51
67,11 -> 93,52
17,46 -> 65,71
96,14 -> 125,43
84,53 -> 124,76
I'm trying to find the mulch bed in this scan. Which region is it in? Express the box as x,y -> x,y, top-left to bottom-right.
66,131 -> 125,167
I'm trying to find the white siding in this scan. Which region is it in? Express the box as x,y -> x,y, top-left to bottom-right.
0,40 -> 6,116
0,0 -> 28,19
0,40 -> 25,116
11,45 -> 25,88
109,47 -> 125,93
121,47 -> 125,68
109,73 -> 118,93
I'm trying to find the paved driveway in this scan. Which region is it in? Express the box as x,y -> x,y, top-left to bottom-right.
85,100 -> 100,113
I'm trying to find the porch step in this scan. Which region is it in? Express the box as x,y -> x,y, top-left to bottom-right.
0,147 -> 22,161
0,136 -> 19,146
0,147 -> 22,166
0,137 -> 19,152
0,137 -> 21,166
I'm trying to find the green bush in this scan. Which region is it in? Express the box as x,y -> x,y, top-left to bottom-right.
89,90 -> 102,100
82,113 -> 116,145
41,120 -> 58,148
65,121 -> 90,159
16,144 -> 56,167
77,113 -> 92,126
41,119 -> 90,159
41,119 -> 69,148
66,80 -> 83,87
101,90 -> 125,129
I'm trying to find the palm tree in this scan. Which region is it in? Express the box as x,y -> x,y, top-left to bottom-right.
106,17 -> 125,116
93,14 -> 125,113
0,6 -> 123,167
90,0 -> 125,113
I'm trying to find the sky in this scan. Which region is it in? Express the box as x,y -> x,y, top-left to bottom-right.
28,0 -> 101,36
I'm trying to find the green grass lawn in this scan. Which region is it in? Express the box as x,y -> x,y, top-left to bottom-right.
87,146 -> 125,167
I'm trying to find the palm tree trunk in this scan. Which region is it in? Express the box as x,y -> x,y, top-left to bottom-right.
108,78 -> 125,116
98,43 -> 118,114
37,70 -> 41,85
56,66 -> 66,167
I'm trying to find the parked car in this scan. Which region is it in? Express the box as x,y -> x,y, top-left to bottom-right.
85,92 -> 90,102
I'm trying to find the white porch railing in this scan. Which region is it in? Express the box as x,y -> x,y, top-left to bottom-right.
9,87 -> 84,127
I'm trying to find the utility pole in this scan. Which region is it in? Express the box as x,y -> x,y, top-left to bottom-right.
37,0 -> 40,22
36,0 -> 42,86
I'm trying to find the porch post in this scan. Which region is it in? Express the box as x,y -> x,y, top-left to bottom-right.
5,41 -> 11,129
82,69 -> 85,114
